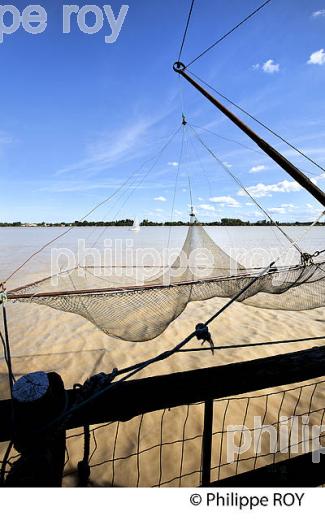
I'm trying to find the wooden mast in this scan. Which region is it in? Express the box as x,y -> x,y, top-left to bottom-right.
173,62 -> 325,207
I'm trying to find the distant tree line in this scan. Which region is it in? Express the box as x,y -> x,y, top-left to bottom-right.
1,218 -> 324,227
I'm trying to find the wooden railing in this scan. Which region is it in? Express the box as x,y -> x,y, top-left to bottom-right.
1,344 -> 325,486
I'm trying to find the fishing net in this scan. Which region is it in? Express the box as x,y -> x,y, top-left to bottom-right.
8,225 -> 325,342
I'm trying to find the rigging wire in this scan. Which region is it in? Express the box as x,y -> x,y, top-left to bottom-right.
184,124 -> 214,199
179,335 -> 325,353
178,0 -> 196,62
186,70 -> 325,175
90,126 -> 182,249
4,126 -> 182,286
188,176 -> 193,208
52,258 -> 280,424
191,123 -> 264,156
166,125 -> 186,253
84,153 -> 167,242
185,0 -> 272,68
189,124 -> 304,255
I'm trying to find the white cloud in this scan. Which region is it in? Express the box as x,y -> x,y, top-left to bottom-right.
311,172 -> 325,185
197,204 -> 216,212
268,207 -> 286,215
209,196 -> 240,207
249,165 -> 266,174
238,180 -> 301,198
222,161 -> 232,168
154,196 -> 167,202
168,161 -> 179,167
308,49 -> 325,65
262,59 -> 280,74
252,64 -> 260,70
197,197 -> 204,201
267,204 -> 296,215
312,9 -> 325,17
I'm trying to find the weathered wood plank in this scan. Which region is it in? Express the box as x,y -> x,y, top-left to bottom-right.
0,346 -> 325,441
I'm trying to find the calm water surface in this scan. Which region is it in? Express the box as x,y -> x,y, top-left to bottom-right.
0,226 -> 324,287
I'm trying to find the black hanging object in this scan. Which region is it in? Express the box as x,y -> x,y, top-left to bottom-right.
195,323 -> 215,355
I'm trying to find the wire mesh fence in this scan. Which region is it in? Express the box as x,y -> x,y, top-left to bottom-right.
60,378 -> 325,487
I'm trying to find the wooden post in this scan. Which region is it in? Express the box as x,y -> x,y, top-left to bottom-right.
5,371 -> 66,487
201,399 -> 214,486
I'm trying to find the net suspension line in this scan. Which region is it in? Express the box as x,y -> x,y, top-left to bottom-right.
3,125 -> 182,286
185,0 -> 272,68
186,70 -> 325,176
189,124 -> 304,256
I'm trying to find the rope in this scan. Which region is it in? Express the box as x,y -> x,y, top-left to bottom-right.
77,425 -> 91,486
189,124 -> 303,255
191,123 -> 264,156
186,70 -> 325,175
1,299 -> 15,396
52,258 -> 277,425
0,441 -> 13,487
178,0 -> 196,62
179,335 -> 325,352
3,126 -> 182,285
166,125 -> 185,253
90,126 -> 182,248
185,0 -> 272,68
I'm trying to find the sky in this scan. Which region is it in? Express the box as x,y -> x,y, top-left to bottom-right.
1,0 -> 325,223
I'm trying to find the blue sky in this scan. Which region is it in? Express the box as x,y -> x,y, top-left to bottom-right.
1,0 -> 325,223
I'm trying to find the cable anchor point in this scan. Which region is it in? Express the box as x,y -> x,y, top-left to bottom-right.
0,286 -> 7,305
173,61 -> 186,73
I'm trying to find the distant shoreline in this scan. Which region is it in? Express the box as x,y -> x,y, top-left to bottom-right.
1,219 -> 324,228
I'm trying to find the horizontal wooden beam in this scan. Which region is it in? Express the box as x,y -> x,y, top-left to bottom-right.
1,345 -> 325,441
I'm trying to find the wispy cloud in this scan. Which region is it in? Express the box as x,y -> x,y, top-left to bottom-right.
168,161 -> 179,167
55,119 -> 153,178
267,203 -> 296,215
262,59 -> 280,74
308,49 -> 325,65
197,204 -> 216,212
249,165 -> 266,173
154,196 -> 167,202
55,102 -> 175,179
0,130 -> 14,155
238,180 -> 301,198
253,60 -> 280,74
209,196 -> 240,207
312,9 -> 325,17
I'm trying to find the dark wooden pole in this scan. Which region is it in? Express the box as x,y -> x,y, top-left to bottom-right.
5,372 -> 66,487
201,399 -> 214,486
173,62 -> 325,207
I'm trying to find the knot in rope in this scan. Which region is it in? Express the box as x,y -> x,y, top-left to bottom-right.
301,252 -> 314,266
195,323 -> 215,355
0,290 -> 7,305
75,368 -> 119,401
